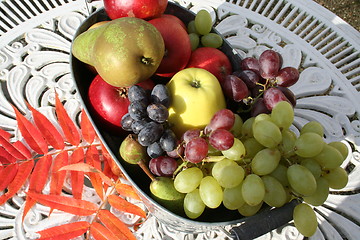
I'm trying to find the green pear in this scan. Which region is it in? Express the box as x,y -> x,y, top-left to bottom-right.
150,177 -> 185,214
72,17 -> 165,87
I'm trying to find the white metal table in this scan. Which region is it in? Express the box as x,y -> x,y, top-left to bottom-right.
0,0 -> 359,239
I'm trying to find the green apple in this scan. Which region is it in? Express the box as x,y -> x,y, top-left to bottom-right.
166,68 -> 226,137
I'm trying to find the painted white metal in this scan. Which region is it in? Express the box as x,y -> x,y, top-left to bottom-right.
0,0 -> 359,239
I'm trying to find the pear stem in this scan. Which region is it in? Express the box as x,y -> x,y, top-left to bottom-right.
138,159 -> 155,181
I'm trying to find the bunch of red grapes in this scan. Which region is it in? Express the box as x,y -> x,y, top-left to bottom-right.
222,49 -> 299,117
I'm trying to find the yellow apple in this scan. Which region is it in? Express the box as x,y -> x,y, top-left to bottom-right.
166,68 -> 226,137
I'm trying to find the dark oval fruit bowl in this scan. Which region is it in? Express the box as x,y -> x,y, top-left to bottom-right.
70,2 -> 298,239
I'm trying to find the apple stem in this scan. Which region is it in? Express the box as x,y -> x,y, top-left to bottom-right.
141,57 -> 153,65
190,80 -> 201,88
138,159 -> 156,181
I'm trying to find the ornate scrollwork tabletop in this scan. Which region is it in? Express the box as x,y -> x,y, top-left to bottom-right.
0,0 -> 359,239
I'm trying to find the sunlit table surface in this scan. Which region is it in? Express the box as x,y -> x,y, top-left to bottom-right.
1,0 -> 360,239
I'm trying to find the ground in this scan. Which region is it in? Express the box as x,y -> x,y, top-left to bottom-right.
313,0 -> 360,31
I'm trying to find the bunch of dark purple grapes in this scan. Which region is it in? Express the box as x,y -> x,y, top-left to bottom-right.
121,84 -> 178,160
222,49 -> 299,116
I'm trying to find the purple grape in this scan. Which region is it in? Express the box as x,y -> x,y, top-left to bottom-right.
147,103 -> 169,123
149,156 -> 178,177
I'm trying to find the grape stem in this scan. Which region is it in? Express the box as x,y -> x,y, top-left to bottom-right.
172,161 -> 188,178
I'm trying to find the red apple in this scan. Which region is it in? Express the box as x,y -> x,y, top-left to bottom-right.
103,0 -> 168,20
88,75 -> 154,133
161,14 -> 187,30
186,47 -> 232,85
148,15 -> 191,76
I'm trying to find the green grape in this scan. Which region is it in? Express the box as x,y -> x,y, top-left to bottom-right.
287,164 -> 317,196
300,158 -> 322,179
253,113 -> 271,127
300,121 -> 324,136
221,138 -> 246,161
278,129 -> 297,157
201,33 -> 223,48
243,138 -> 265,159
314,144 -> 344,170
195,9 -> 213,35
328,141 -> 348,159
251,148 -> 281,176
223,183 -> 245,210
270,164 -> 289,187
212,158 -> 244,188
303,177 -> 329,206
241,174 -> 265,206
230,113 -> 243,138
322,167 -> 348,189
188,33 -> 200,51
294,132 -> 324,158
238,201 -> 263,216
187,20 -> 198,34
199,176 -> 223,208
293,203 -> 318,237
270,101 -> 294,130
261,175 -> 287,207
241,117 -> 254,139
174,167 -> 203,193
253,120 -> 282,148
184,189 -> 205,219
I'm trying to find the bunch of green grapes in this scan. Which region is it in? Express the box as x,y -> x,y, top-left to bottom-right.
187,9 -> 223,50
171,101 -> 349,237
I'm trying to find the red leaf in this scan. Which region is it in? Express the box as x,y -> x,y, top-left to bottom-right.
55,92 -> 81,146
13,141 -> 32,159
12,105 -> 48,155
101,144 -> 123,178
0,146 -> 16,164
69,148 -> 85,199
97,209 -> 137,240
0,160 -> 34,205
86,146 -> 104,199
50,151 -> 68,196
90,222 -> 120,240
0,132 -> 30,160
37,221 -> 90,240
59,162 -> 113,187
0,128 -> 11,140
108,194 -> 146,218
23,155 -> 53,220
29,155 -> 52,193
115,183 -> 141,201
26,102 -> 65,150
27,192 -> 98,216
80,109 -> 96,144
0,164 -> 18,192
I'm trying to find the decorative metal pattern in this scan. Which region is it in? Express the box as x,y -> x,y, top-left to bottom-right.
0,0 -> 359,239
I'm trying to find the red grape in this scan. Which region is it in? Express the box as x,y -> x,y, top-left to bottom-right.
185,137 -> 208,163
205,109 -> 235,134
240,57 -> 261,75
259,50 -> 281,79
276,67 -> 299,87
182,129 -> 201,143
263,87 -> 290,110
166,141 -> 184,158
222,74 -> 249,102
251,98 -> 271,117
209,129 -> 234,151
149,156 -> 178,177
277,86 -> 297,107
233,70 -> 260,89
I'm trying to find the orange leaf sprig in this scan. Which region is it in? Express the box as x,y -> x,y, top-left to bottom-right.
0,92 -> 146,240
